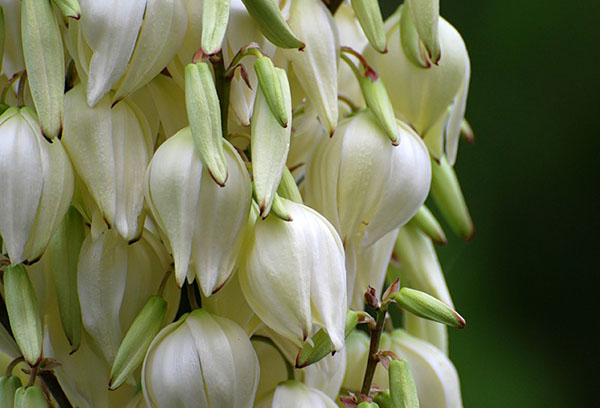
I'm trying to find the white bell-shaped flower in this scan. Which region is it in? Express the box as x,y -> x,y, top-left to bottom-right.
366,10 -> 470,164
239,199 -> 347,350
144,126 -> 252,293
63,84 -> 152,242
0,107 -> 74,264
142,309 -> 260,408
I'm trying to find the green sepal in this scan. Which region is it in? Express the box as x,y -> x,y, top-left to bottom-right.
405,0 -> 440,64
47,206 -> 85,351
374,391 -> 394,408
185,62 -> 228,186
21,0 -> 65,140
408,206 -> 447,245
399,5 -> 429,69
269,193 -> 292,222
351,0 -> 387,53
391,288 -> 465,329
51,0 -> 81,19
295,310 -> 358,368
202,0 -> 230,55
389,359 -> 419,408
254,56 -> 289,128
277,167 -> 303,204
0,376 -> 22,407
13,385 -> 49,408
241,0 -> 304,49
430,156 -> 474,240
109,295 -> 167,390
3,265 -> 43,366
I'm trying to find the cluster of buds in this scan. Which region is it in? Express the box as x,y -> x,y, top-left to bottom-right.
0,0 -> 476,406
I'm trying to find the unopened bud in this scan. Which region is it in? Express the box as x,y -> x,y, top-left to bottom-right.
409,206 -> 447,245
110,296 -> 167,390
392,288 -> 465,329
405,0 -> 440,64
0,376 -> 22,407
358,402 -> 380,408
202,0 -> 230,54
240,0 -> 304,49
277,166 -> 303,204
359,73 -> 400,145
13,385 -> 49,408
351,0 -> 386,53
254,56 -> 289,127
389,359 -> 419,408
374,392 -> 393,408
52,0 -> 81,19
3,264 -> 43,366
185,62 -> 228,186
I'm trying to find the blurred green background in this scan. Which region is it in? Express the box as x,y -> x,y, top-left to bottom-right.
380,1 -> 599,406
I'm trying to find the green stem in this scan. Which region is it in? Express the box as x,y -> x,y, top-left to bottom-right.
157,269 -> 172,297
38,370 -> 74,408
251,335 -> 295,381
360,309 -> 386,396
5,356 -> 24,377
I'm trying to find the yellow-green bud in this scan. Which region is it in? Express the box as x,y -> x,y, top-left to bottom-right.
202,0 -> 230,55
0,376 -> 22,407
254,56 -> 289,128
392,288 -> 466,329
51,0 -> 81,19
389,359 -> 419,408
351,0 -> 386,53
13,385 -> 49,408
409,206 -> 447,245
240,0 -> 304,49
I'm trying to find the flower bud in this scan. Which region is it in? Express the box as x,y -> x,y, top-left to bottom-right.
392,288 -> 466,329
252,66 -> 292,217
430,156 -> 474,240
46,206 -> 85,351
366,13 -> 470,164
254,55 -> 290,127
142,310 -> 260,408
21,0 -> 65,140
389,359 -> 419,408
202,0 -> 230,55
63,84 -> 150,242
145,127 -> 251,292
13,385 -> 49,408
351,0 -> 386,53
0,376 -> 22,407
185,62 -> 228,186
240,0 -> 304,49
358,402 -> 380,408
239,199 -> 347,350
410,205 -> 447,245
403,0 -> 440,66
359,72 -> 400,145
109,295 -> 167,390
272,380 -> 338,408
283,0 -> 338,135
0,108 -> 74,264
52,0 -> 81,19
277,166 -> 303,203
3,264 -> 43,366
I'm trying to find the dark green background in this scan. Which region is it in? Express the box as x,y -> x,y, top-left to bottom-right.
380,1 -> 599,406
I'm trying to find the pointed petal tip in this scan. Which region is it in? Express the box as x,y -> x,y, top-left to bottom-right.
208,167 -> 228,187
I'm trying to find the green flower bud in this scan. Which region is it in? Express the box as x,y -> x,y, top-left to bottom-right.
185,62 -> 229,186
296,310 -> 358,368
358,402 -> 380,408
3,264 -> 43,366
110,296 -> 167,390
405,0 -> 440,65
51,0 -> 81,19
430,156 -> 474,240
254,56 -> 290,128
202,0 -> 230,55
46,206 -> 85,351
240,0 -> 304,49
359,73 -> 400,145
392,288 -> 466,329
21,0 -> 65,140
389,359 -> 419,408
351,0 -> 386,53
252,66 -> 292,217
374,392 -> 393,408
14,385 -> 49,408
0,376 -> 22,407
409,206 -> 447,245
284,0 -> 339,135
277,166 -> 303,204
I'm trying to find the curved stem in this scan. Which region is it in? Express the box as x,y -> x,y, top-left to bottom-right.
251,335 -> 295,381
157,269 -> 172,297
360,309 -> 387,396
5,356 -> 24,377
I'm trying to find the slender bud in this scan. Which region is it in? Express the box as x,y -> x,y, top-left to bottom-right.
52,0 -> 81,19
21,0 -> 65,140
240,0 -> 304,49
254,56 -> 289,127
185,62 -> 228,186
389,359 -> 419,408
3,265 -> 43,366
392,288 -> 466,329
251,67 -> 292,217
409,206 -> 447,245
405,0 -> 440,64
0,376 -> 22,407
110,296 -> 167,390
46,206 -> 85,351
296,310 -> 358,368
430,156 -> 474,240
202,0 -> 230,55
13,385 -> 49,408
351,0 -> 386,53
359,72 -> 400,145
277,166 -> 303,204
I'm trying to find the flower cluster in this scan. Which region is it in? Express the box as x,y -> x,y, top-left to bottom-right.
0,0 -> 475,406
